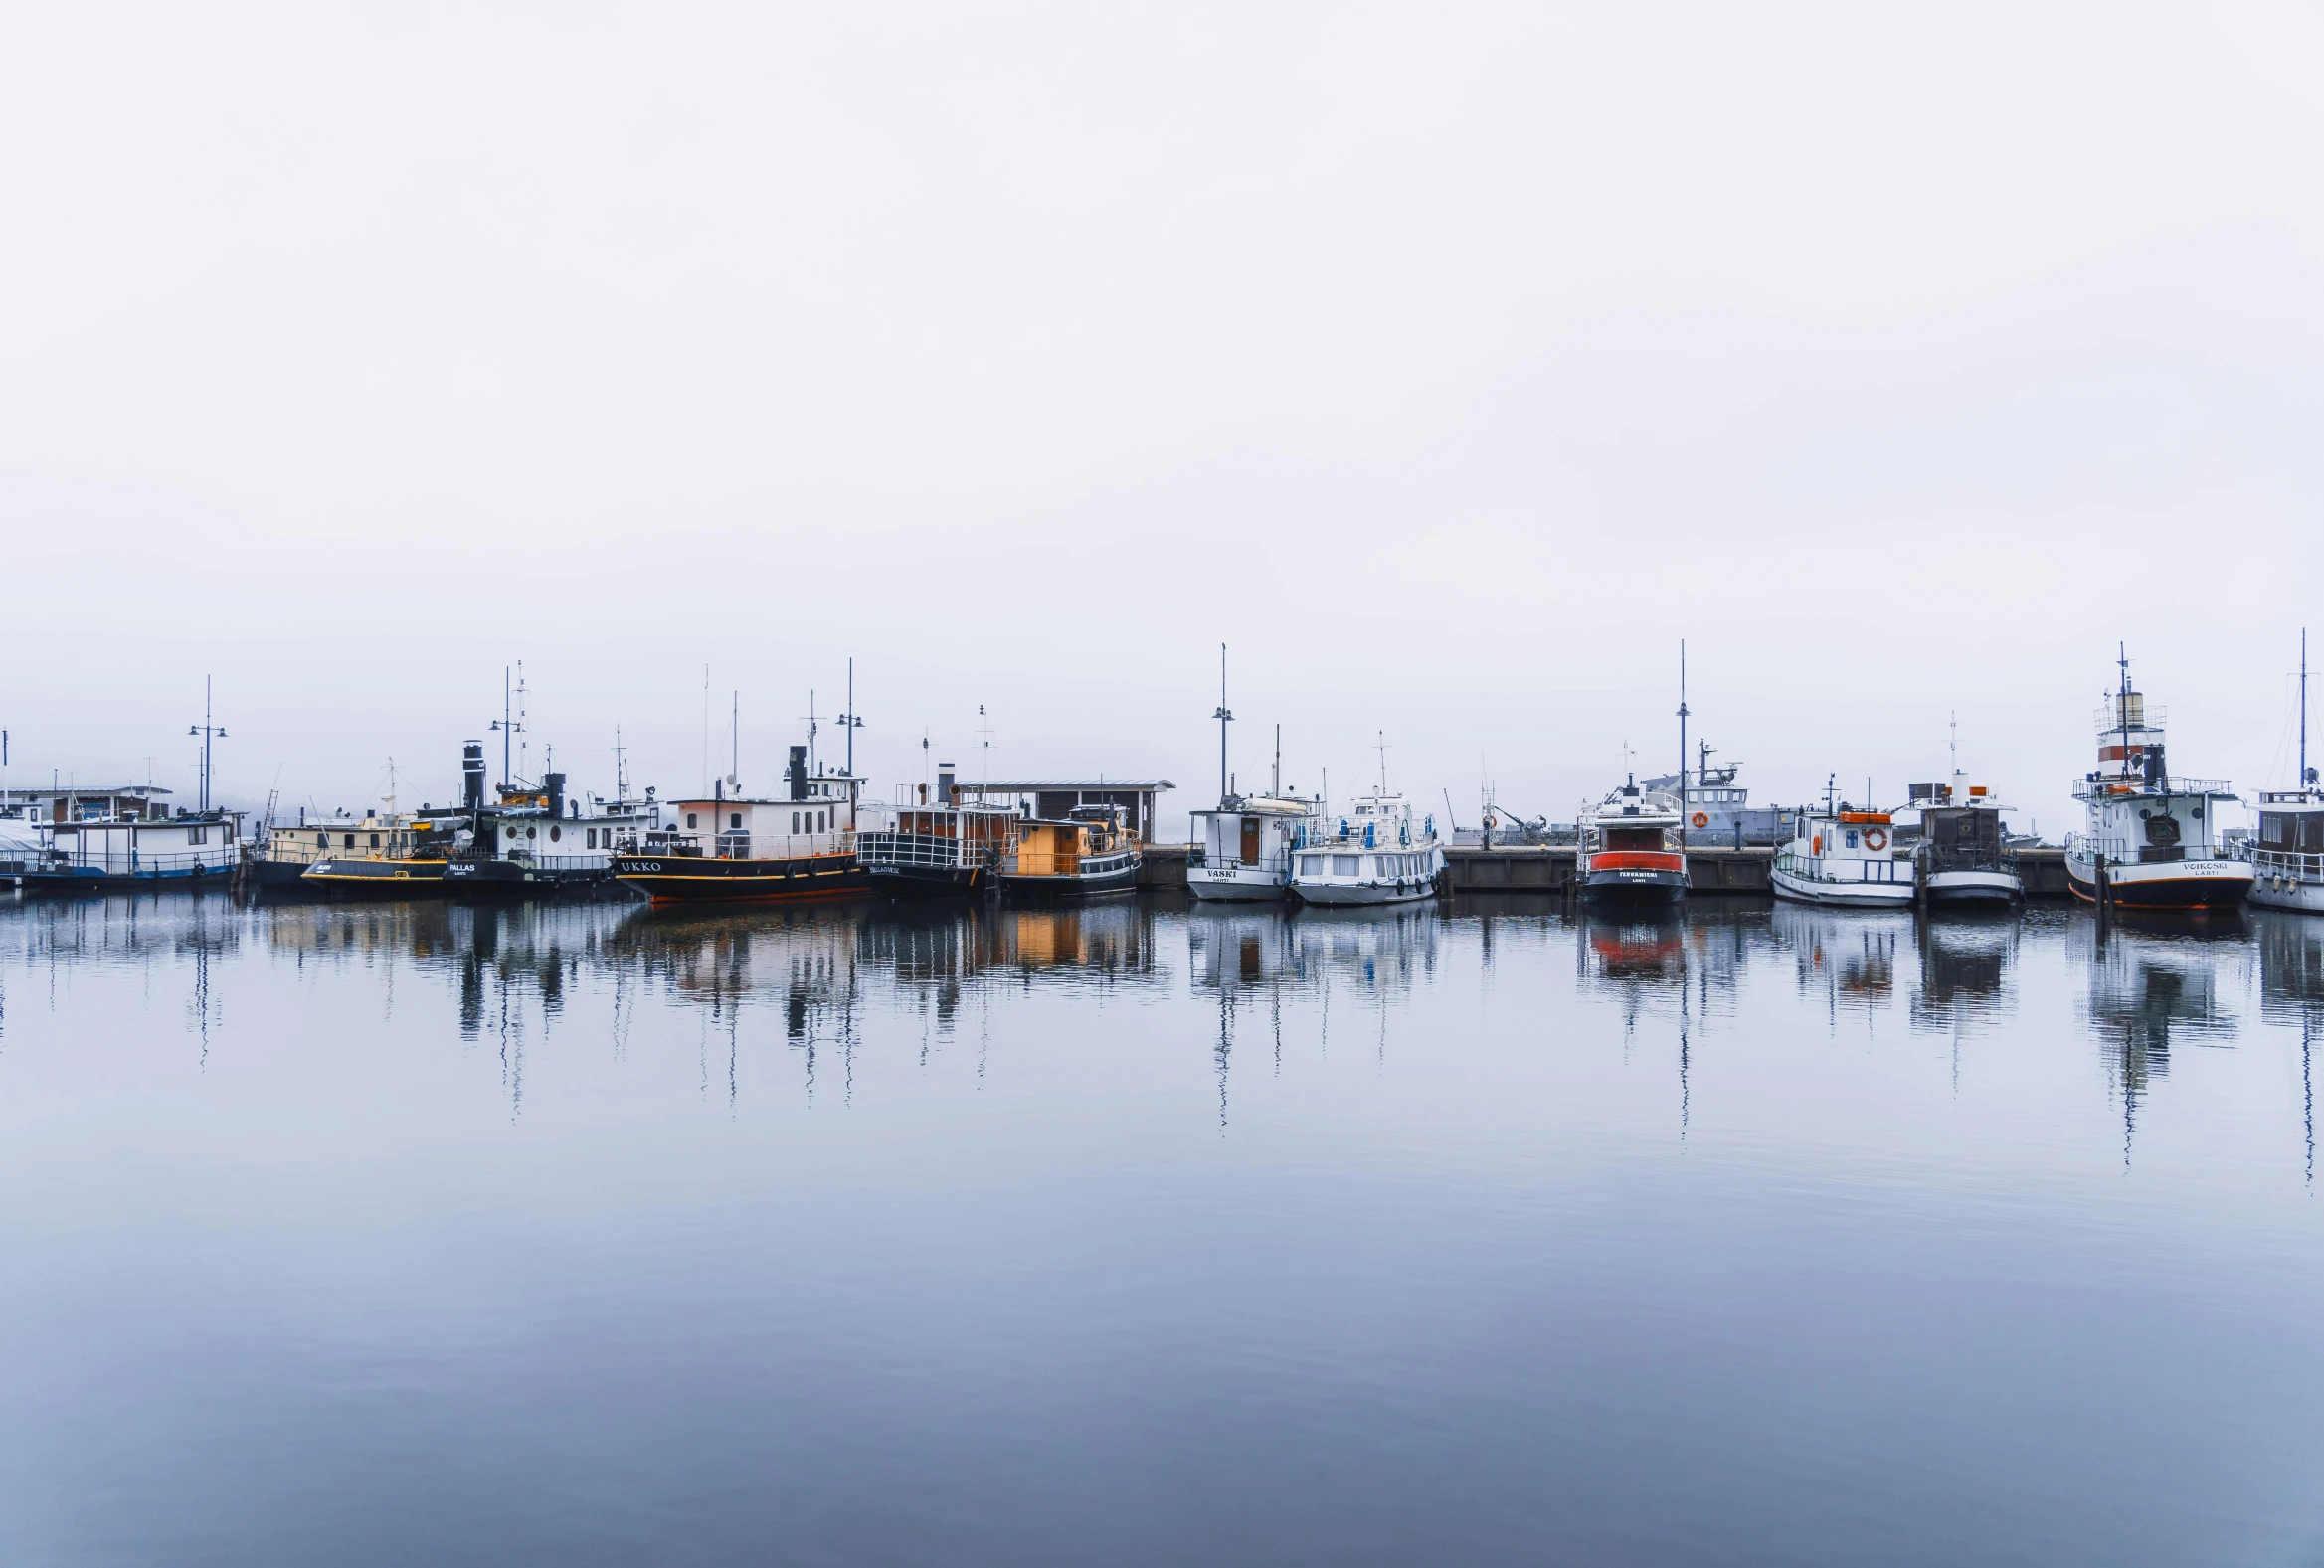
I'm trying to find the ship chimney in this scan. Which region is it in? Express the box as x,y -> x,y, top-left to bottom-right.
938,762 -> 956,806
461,742 -> 485,809
2116,689 -> 2145,730
788,745 -> 808,801
544,771 -> 566,819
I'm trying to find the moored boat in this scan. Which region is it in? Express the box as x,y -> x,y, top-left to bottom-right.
998,805 -> 1141,901
1287,785 -> 1443,907
2240,634 -> 2324,914
1772,794 -> 1915,908
2063,649 -> 2250,912
612,742 -> 869,906
1575,777 -> 1689,903
1909,778 -> 2022,906
856,765 -> 1021,898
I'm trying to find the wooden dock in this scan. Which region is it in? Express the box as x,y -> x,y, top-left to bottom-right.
1139,844 -> 2072,898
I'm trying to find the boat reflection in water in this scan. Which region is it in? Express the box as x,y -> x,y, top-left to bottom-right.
2071,910 -> 2248,1156
1910,912 -> 2021,1039
1771,900 -> 1910,1020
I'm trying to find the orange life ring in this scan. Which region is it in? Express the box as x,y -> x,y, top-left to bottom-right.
1864,828 -> 1887,851
1691,812 -> 1708,829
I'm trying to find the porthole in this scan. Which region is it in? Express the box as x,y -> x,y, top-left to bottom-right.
526,826 -> 537,839
506,826 -> 518,839
549,825 -> 561,842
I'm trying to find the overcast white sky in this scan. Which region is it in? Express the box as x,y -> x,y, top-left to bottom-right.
4,4 -> 2321,834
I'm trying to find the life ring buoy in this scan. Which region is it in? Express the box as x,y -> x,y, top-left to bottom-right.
1691,812 -> 1708,829
1864,828 -> 1887,851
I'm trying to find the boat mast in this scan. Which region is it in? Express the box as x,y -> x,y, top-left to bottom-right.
1213,643 -> 1233,807
2302,628 -> 2310,790
730,689 -> 739,791
2117,641 -> 2132,781
1273,724 -> 1281,799
1677,640 -> 1690,845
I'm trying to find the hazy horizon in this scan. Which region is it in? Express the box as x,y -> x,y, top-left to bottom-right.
6,6 -> 2321,838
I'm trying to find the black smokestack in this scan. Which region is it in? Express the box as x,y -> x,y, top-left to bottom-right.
788,745 -> 808,801
2144,741 -> 2166,787
544,771 -> 566,818
462,742 -> 485,809
938,763 -> 956,805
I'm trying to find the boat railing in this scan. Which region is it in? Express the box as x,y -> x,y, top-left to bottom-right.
2071,775 -> 2234,801
2238,845 -> 2324,882
2063,832 -> 2132,863
857,830 -> 984,871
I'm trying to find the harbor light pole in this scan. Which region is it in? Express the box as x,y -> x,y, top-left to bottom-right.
837,657 -> 865,781
187,676 -> 227,814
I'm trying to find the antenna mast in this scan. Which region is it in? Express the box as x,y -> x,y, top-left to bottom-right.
2303,628 -> 2311,791
1677,639 -> 1689,842
1213,644 -> 1233,806
1273,724 -> 1281,798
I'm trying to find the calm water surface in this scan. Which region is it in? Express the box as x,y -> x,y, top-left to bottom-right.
3,892 -> 2321,1566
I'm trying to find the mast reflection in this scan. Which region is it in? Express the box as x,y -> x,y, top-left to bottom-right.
2252,911 -> 2322,1184
2072,914 -> 2247,1161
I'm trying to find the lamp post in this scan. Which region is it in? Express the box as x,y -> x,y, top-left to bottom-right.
836,656 -> 865,781
187,676 -> 227,814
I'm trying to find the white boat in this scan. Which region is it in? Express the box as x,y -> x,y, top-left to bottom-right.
2063,649 -> 2250,912
2240,634 -> 2324,914
1289,785 -> 1444,907
1185,647 -> 1319,901
2242,790 -> 2324,912
1190,795 -> 1316,901
1771,795 -> 1915,908
1907,774 -> 2022,905
1575,777 -> 1689,903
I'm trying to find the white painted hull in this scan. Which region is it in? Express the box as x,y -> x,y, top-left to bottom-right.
2063,855 -> 2251,911
1187,864 -> 1288,901
2244,873 -> 2324,913
1925,868 -> 2021,905
1290,878 -> 1436,906
1770,865 -> 1916,908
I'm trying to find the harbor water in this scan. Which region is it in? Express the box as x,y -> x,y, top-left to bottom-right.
3,892 -> 2321,1565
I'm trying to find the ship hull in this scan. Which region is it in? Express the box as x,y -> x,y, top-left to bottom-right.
2065,857 -> 2251,911
1289,877 -> 1436,906
20,864 -> 234,894
1578,855 -> 1688,903
1187,864 -> 1288,901
865,862 -> 989,899
1924,869 -> 2023,905
1770,865 -> 1916,908
612,852 -> 869,905
1000,863 -> 1140,902
2245,872 -> 2324,913
300,859 -> 452,896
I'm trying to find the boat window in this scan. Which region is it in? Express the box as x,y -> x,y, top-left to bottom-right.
730,813 -> 742,830
793,812 -> 802,833
686,813 -> 698,830
317,832 -> 328,847
370,833 -> 381,848
344,833 -> 356,848
1845,831 -> 1859,849
1332,855 -> 1359,876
